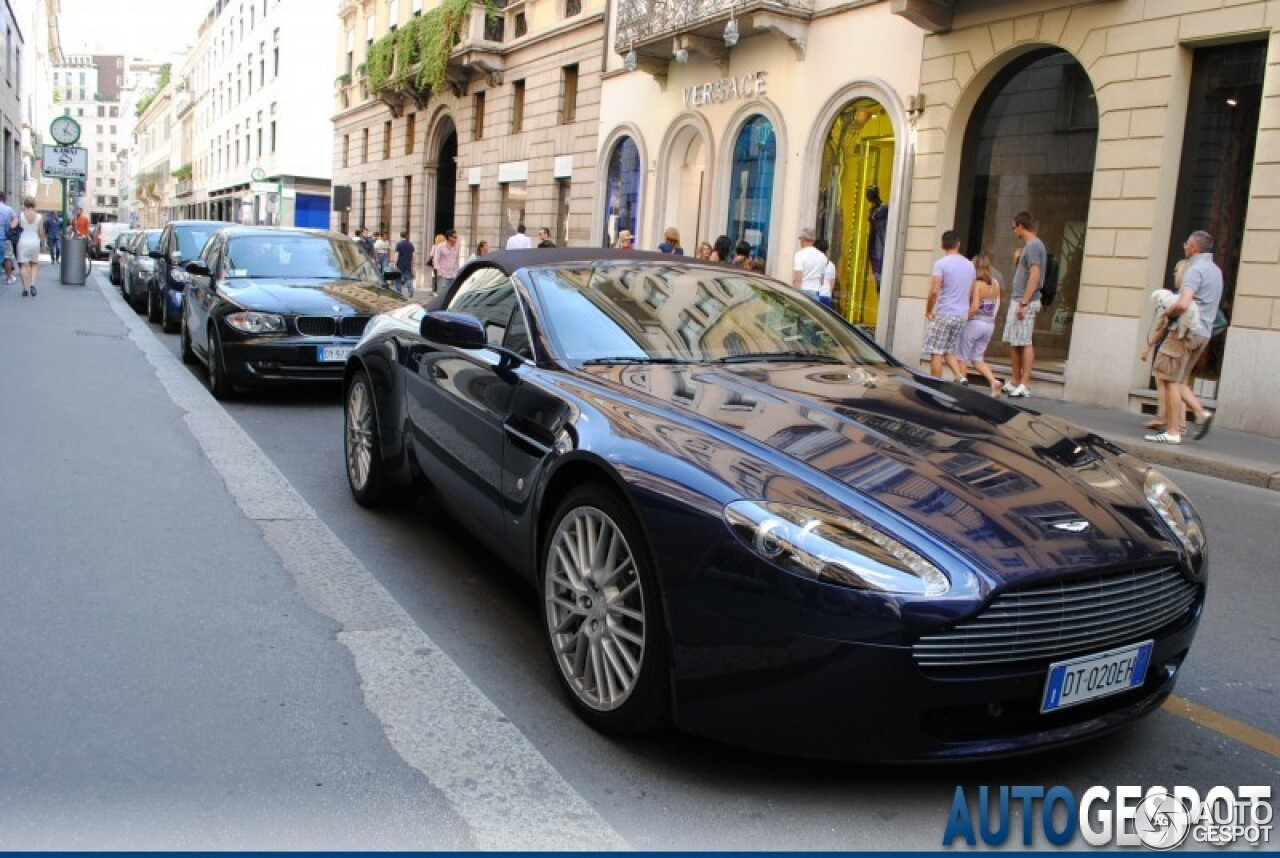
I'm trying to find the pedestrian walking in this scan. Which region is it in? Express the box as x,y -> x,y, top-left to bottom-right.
431,229 -> 460,295
1140,259 -> 1198,432
44,211 -> 63,263
954,254 -> 1002,395
537,227 -> 556,249
506,224 -> 533,250
658,227 -> 684,255
394,231 -> 415,296
793,228 -> 825,300
615,230 -> 635,250
733,240 -> 752,268
429,233 -> 444,292
373,232 -> 390,271
1001,210 -> 1045,398
73,206 -> 90,239
924,229 -> 976,381
711,235 -> 732,264
814,238 -> 836,308
695,240 -> 713,261
0,193 -> 16,285
15,198 -> 45,297
1145,230 -> 1223,445
466,240 -> 489,266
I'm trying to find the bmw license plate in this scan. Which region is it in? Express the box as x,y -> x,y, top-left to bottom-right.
1040,640 -> 1152,713
318,346 -> 354,363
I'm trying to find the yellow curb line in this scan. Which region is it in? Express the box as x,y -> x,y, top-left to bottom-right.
1165,695 -> 1280,759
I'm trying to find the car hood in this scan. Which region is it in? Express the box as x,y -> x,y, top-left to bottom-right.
576,361 -> 1175,582
221,278 -> 407,316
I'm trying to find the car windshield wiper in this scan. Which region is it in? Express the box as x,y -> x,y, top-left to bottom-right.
580,356 -> 693,365
714,351 -> 845,364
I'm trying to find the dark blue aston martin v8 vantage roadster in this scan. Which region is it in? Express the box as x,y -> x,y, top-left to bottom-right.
341,249 -> 1207,761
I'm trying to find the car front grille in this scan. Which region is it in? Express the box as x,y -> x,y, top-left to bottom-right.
913,565 -> 1200,670
295,316 -> 370,337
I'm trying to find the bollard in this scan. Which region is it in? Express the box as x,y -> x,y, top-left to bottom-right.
61,236 -> 88,285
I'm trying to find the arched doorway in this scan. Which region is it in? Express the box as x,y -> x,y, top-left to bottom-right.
659,122 -> 708,253
956,49 -> 1098,373
726,114 -> 776,262
602,136 -> 641,248
433,126 -> 457,238
817,98 -> 895,327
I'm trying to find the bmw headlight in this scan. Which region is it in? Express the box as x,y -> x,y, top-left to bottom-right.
225,311 -> 286,334
138,258 -> 156,271
1143,470 -> 1206,561
723,501 -> 949,596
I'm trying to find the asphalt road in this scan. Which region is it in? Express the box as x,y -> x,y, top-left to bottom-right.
4,267 -> 1275,850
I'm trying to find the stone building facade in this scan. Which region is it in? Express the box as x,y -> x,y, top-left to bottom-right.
331,0 -> 605,279
894,0 -> 1280,436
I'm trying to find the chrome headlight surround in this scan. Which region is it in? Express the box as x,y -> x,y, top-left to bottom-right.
1143,469 -> 1206,571
225,311 -> 287,334
724,501 -> 950,596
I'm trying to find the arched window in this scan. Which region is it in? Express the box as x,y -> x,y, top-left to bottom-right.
603,136 -> 641,248
726,115 -> 776,262
957,49 -> 1098,372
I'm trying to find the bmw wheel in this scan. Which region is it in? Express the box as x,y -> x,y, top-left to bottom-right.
344,370 -> 392,507
542,485 -> 669,736
206,324 -> 234,400
161,295 -> 179,333
180,310 -> 196,365
147,286 -> 162,323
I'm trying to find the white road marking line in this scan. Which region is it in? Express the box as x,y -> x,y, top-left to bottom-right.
99,277 -> 627,850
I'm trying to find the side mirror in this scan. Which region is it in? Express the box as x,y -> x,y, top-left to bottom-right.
149,250 -> 164,260
185,260 -> 211,277
420,311 -> 486,350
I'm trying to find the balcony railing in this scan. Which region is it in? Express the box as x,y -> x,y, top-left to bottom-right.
615,0 -> 813,55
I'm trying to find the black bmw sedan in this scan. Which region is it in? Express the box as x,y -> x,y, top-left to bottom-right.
341,249 -> 1207,761
181,227 -> 406,398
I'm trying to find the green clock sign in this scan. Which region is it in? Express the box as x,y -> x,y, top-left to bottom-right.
50,115 -> 81,145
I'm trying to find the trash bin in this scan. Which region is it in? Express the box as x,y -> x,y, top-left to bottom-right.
61,236 -> 88,286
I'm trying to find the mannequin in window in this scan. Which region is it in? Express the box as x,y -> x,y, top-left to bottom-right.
867,186 -> 888,291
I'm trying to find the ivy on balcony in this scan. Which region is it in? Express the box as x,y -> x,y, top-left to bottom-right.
171,163 -> 193,181
364,0 -> 497,102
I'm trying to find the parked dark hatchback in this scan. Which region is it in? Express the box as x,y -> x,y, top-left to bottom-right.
122,229 -> 162,313
340,250 -> 1208,762
149,220 -> 222,333
107,230 -> 138,286
181,226 -> 406,398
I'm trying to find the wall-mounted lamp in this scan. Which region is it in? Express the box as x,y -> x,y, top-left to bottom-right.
674,47 -> 689,63
624,46 -> 637,72
907,93 -> 927,118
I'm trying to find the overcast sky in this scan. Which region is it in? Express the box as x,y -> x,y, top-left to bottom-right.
58,0 -> 211,60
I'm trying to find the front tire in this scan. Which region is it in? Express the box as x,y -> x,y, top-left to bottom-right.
180,311 -> 196,365
147,286 -> 162,323
206,324 -> 234,400
541,484 -> 669,736
161,295 -> 179,333
344,370 -> 393,507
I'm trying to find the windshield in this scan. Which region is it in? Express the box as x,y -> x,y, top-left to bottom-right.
530,265 -> 890,367
224,234 -> 380,281
174,226 -> 216,260
145,230 -> 162,251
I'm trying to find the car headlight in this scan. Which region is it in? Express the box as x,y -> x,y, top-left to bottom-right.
723,501 -> 949,596
1143,470 -> 1206,561
225,311 -> 286,334
171,268 -> 191,284
138,258 -> 156,271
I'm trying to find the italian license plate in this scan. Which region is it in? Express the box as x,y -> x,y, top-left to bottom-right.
318,346 -> 354,363
1040,640 -> 1153,713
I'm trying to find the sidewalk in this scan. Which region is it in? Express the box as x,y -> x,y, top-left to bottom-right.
1026,393 -> 1280,492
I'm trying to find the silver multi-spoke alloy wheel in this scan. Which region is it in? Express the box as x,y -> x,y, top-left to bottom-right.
545,506 -> 646,712
346,377 -> 374,492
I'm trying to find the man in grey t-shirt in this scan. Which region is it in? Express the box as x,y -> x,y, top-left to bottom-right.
1145,230 -> 1224,445
924,229 -> 976,381
1001,210 -> 1045,398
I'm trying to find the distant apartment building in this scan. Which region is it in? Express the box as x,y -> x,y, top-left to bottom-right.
2,0 -> 25,203
331,0 -> 605,265
50,53 -> 124,221
177,0 -> 336,227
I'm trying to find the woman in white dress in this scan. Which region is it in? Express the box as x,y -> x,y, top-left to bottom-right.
16,197 -> 44,297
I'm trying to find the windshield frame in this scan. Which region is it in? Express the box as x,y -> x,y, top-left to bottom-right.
525,262 -> 895,370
